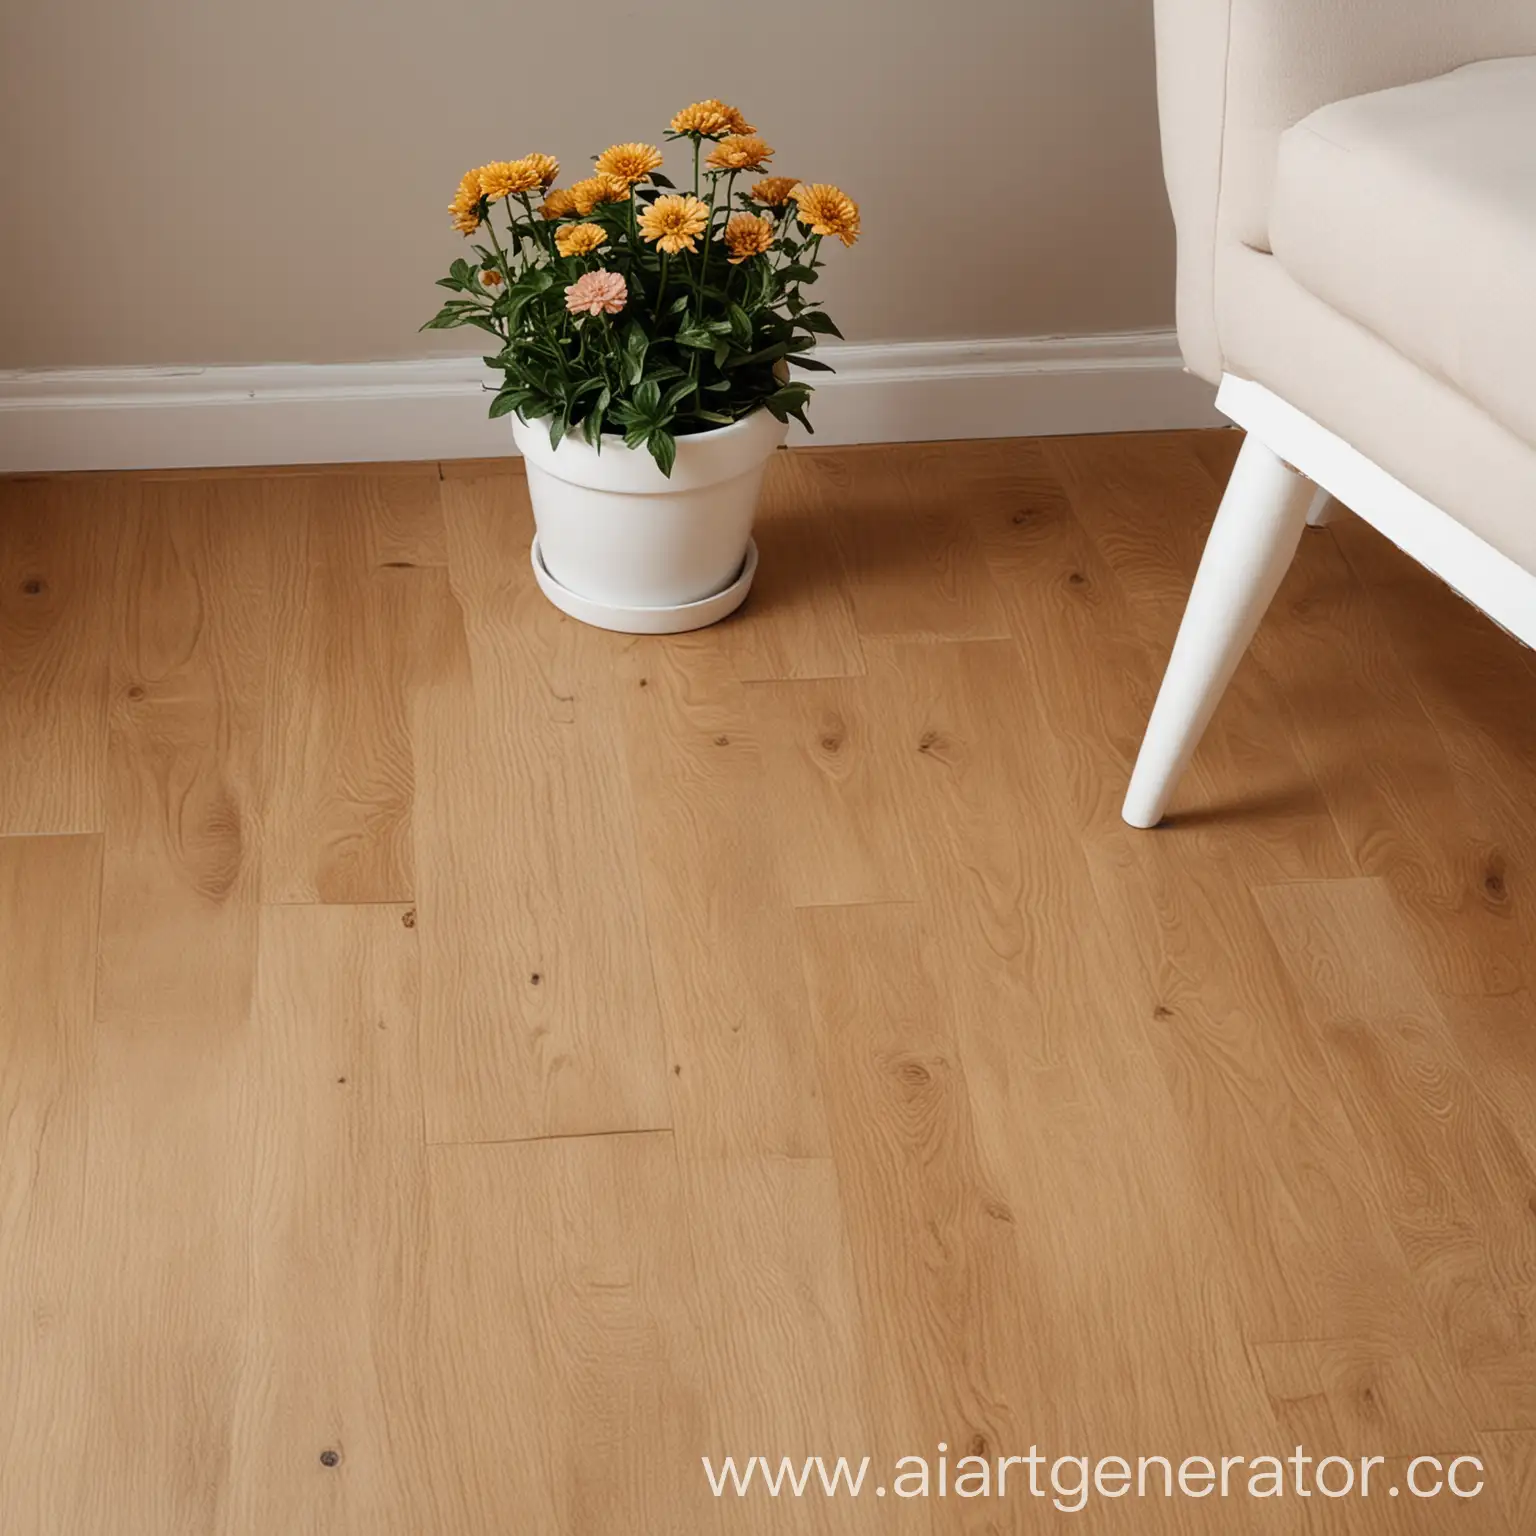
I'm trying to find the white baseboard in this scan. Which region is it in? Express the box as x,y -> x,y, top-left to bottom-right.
0,332 -> 1221,474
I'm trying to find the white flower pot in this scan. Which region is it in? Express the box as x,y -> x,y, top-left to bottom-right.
511,407 -> 789,633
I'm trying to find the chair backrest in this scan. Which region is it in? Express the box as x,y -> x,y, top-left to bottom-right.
1154,0 -> 1536,380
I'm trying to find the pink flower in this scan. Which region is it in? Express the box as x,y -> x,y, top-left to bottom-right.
565,269 -> 627,317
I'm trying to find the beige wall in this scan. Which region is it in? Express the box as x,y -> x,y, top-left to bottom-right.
0,0 -> 1174,370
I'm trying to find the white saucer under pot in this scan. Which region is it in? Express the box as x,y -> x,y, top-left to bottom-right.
530,534 -> 759,635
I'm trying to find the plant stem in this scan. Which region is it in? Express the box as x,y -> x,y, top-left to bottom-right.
518,192 -> 554,257
480,218 -> 516,344
695,175 -> 718,321
653,253 -> 670,322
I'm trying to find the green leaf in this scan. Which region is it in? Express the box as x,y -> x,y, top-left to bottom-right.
765,382 -> 813,416
727,304 -> 753,346
647,429 -> 677,478
634,378 -> 662,416
788,354 -> 834,372
661,378 -> 698,413
779,264 -> 819,284
488,389 -> 520,419
623,322 -> 650,386
728,340 -> 790,369
797,310 -> 843,338
650,172 -> 676,188
584,385 -> 611,447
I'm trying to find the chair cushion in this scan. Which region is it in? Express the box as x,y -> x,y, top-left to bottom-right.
1269,58 -> 1536,452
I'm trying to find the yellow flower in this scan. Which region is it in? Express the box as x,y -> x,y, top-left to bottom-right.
540,187 -> 578,220
594,142 -> 664,186
637,194 -> 711,254
449,168 -> 483,234
477,158 -> 544,201
750,176 -> 800,207
669,98 -> 755,136
523,153 -> 560,188
723,211 -> 774,264
791,182 -> 860,247
569,174 -> 631,215
705,136 -> 773,172
479,267 -> 504,287
555,222 -> 608,257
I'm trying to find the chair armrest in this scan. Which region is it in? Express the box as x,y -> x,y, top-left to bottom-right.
1154,0 -> 1536,382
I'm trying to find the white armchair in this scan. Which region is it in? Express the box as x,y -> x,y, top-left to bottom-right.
1124,0 -> 1536,828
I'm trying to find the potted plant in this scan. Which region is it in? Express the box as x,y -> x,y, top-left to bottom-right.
425,99 -> 859,633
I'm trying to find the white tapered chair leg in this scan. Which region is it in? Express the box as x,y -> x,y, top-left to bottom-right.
1305,486 -> 1337,527
1122,434 -> 1315,828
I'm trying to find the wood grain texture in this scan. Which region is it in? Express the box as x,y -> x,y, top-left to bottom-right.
1482,1431 -> 1536,1533
0,834 -> 102,1534
720,449 -> 865,683
3,433 -> 1535,1533
819,443 -> 1011,642
412,472 -> 669,1144
420,1134 -> 715,1535
617,637 -> 829,1160
750,672 -> 922,908
1331,509 -> 1536,970
260,479 -> 423,903
1254,876 -> 1536,1428
97,478 -> 272,1032
219,903 -> 429,1536
795,901 -> 1046,1478
1246,523 -> 1526,998
0,478 -> 118,832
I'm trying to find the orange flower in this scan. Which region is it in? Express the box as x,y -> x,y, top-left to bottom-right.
723,211 -> 774,264
540,187 -> 578,220
477,158 -> 543,201
669,98 -> 756,136
479,267 -> 504,287
569,174 -> 631,216
449,168 -> 483,234
791,182 -> 860,246
555,222 -> 608,258
594,142 -> 664,186
523,153 -> 560,188
637,194 -> 711,254
750,176 -> 800,207
705,136 -> 773,173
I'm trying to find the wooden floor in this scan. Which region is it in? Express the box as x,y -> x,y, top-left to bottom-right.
2,433 -> 1535,1533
